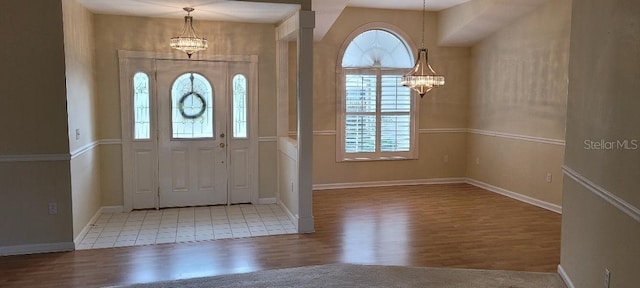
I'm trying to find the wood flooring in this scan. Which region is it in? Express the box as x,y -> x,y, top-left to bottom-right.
0,183 -> 561,288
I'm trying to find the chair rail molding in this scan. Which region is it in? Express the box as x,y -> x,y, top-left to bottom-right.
563,165 -> 640,223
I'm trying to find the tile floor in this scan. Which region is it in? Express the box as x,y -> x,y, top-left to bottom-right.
76,204 -> 298,250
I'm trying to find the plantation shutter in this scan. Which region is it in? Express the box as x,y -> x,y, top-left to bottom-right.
345,74 -> 377,153
380,75 -> 411,152
344,73 -> 411,154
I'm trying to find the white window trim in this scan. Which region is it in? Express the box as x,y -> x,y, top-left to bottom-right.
335,23 -> 420,162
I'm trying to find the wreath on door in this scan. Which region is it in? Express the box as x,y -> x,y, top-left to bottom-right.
178,91 -> 206,119
178,73 -> 207,119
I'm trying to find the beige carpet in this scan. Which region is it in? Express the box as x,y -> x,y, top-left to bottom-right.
108,263 -> 567,288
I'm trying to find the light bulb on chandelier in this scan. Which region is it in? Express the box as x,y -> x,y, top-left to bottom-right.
170,7 -> 208,58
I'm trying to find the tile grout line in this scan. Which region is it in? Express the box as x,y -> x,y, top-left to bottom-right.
78,204 -> 298,251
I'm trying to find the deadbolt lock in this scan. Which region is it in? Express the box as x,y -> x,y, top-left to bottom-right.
220,133 -> 225,138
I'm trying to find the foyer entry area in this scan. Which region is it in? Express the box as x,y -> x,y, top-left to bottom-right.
76,204 -> 296,250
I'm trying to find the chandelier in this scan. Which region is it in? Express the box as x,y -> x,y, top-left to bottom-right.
401,0 -> 445,97
170,7 -> 208,58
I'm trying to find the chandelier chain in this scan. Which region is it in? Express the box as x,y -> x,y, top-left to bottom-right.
400,0 -> 445,98
422,0 -> 426,49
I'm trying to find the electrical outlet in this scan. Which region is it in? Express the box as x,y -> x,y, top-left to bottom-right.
75,129 -> 80,140
48,202 -> 58,215
546,172 -> 553,183
443,154 -> 449,163
604,269 -> 610,288
475,157 -> 480,165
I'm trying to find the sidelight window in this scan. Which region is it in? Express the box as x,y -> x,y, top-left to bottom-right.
133,72 -> 151,140
232,74 -> 248,139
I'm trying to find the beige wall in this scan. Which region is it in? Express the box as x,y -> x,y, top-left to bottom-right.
468,0 -> 570,139
314,133 -> 467,184
561,0 -> 640,286
93,14 -> 279,203
100,145 -> 124,205
0,162 -> 73,247
63,0 -> 98,152
562,1 -> 640,208
312,7 -> 470,185
0,1 -> 69,154
259,142 -> 278,199
278,142 -> 299,216
466,0 -> 571,206
466,135 -> 565,204
0,1 -> 73,247
69,151 -> 101,238
62,0 -> 102,239
288,41 -> 298,131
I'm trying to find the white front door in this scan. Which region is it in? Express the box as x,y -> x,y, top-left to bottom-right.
156,60 -> 228,207
119,52 -> 260,211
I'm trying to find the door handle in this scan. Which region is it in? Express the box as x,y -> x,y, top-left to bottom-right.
219,143 -> 226,148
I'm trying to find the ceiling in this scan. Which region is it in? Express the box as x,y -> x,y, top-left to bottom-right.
77,0 -> 470,23
77,0 -> 544,46
77,0 -> 301,23
347,0 -> 470,11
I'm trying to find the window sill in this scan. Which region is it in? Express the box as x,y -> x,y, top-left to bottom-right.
340,155 -> 417,162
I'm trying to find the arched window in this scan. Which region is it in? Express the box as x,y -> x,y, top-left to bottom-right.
338,28 -> 417,161
133,72 -> 150,140
342,30 -> 413,68
171,72 -> 214,139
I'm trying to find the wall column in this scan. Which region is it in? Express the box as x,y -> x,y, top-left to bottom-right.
296,10 -> 315,233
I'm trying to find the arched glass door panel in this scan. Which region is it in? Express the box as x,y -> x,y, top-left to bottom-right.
171,72 -> 214,139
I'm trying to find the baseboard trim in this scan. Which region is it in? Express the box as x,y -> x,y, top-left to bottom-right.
73,207 -> 104,246
101,206 -> 124,214
313,178 -> 467,190
258,198 -> 277,204
277,200 -> 299,231
563,165 -> 640,223
557,265 -> 575,288
0,242 -> 75,256
465,178 -> 562,214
